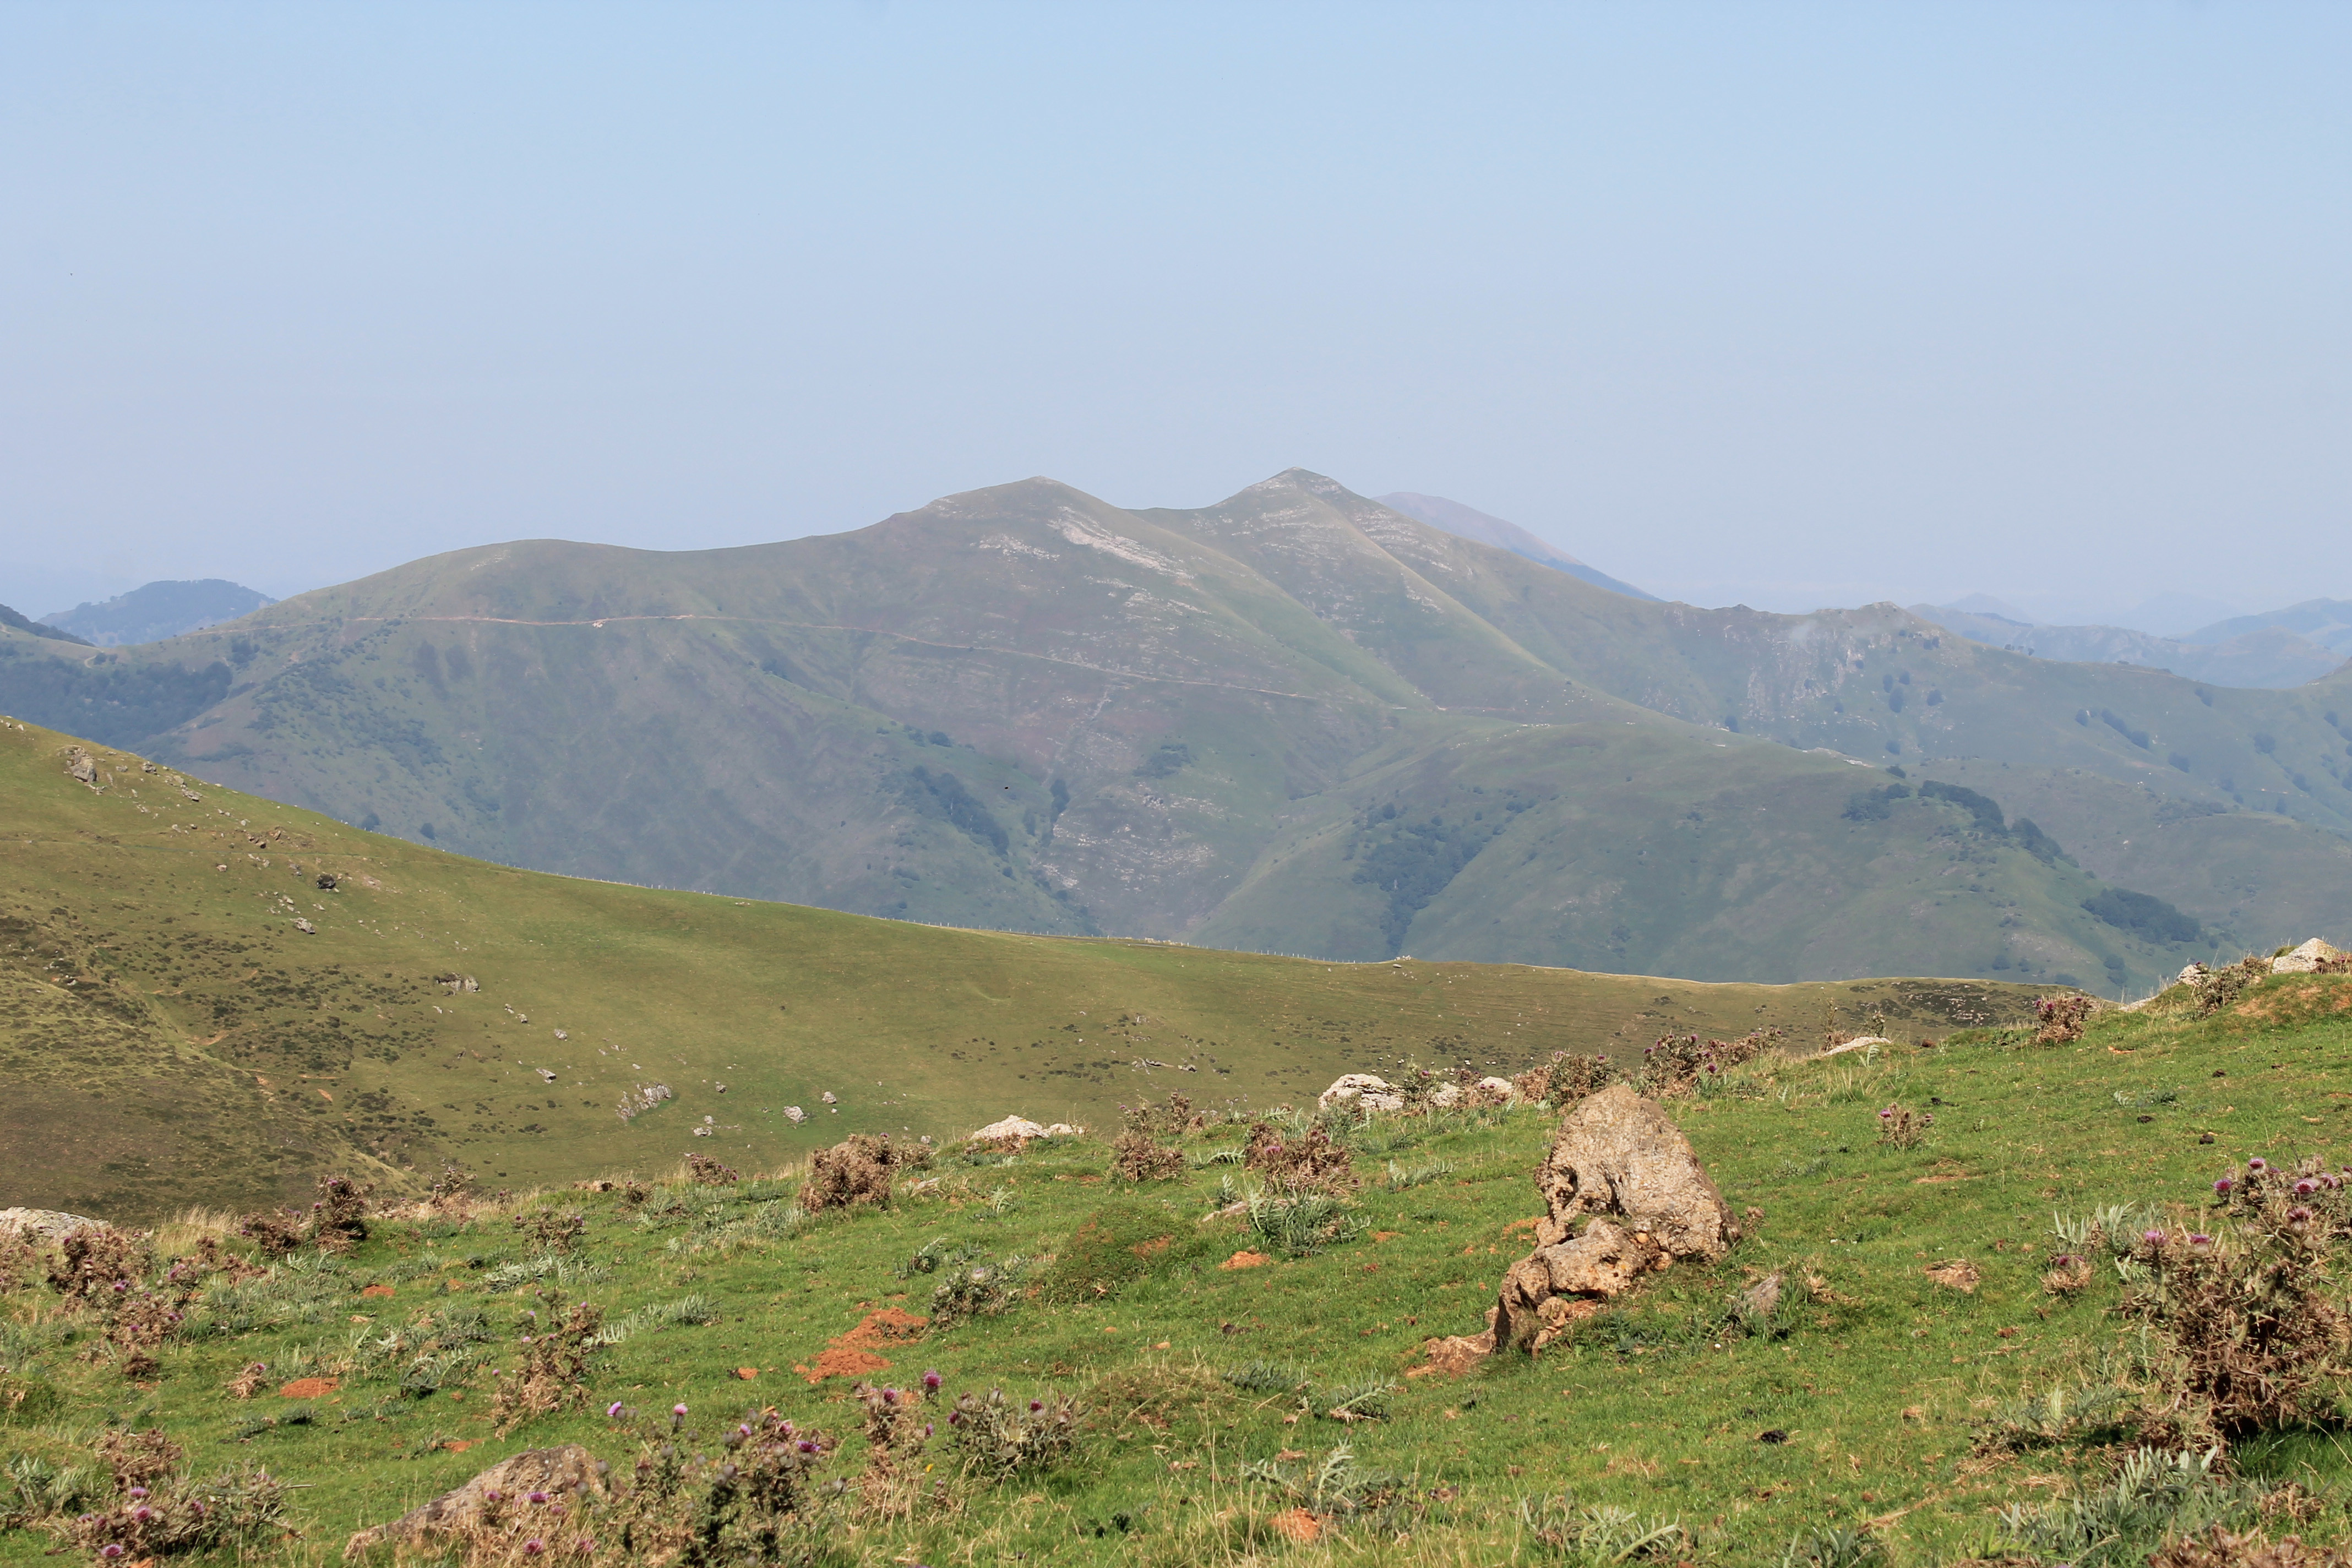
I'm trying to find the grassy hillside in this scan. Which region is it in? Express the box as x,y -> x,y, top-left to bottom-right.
0,720 -> 2044,1222
7,960 -> 2352,1564
2,469 -> 2344,978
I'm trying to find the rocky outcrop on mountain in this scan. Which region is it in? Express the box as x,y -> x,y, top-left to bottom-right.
2271,938 -> 2345,974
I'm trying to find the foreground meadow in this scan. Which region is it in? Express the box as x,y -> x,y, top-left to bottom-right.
8,963 -> 2352,1566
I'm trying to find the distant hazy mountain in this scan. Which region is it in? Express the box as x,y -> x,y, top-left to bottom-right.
7,469 -> 2349,991
43,579 -> 274,646
2116,592 -> 2244,640
0,602 -> 91,646
1374,492 -> 1659,600
2183,599 -> 2352,657
1911,603 -> 2344,690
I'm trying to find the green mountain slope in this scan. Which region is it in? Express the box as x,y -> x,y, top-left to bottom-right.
0,718 -> 2045,1220
0,469 -> 2343,982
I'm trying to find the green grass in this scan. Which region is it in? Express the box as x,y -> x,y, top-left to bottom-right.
8,966 -> 2352,1564
0,717 -> 2045,1221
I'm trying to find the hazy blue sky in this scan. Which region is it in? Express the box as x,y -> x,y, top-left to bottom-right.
4,3 -> 2346,631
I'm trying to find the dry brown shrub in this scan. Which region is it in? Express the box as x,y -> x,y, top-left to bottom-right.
2149,1525 -> 2352,1567
1877,1102 -> 1933,1148
802,1134 -> 907,1211
310,1173 -> 373,1250
2195,956 -> 2273,1016
46,1224 -> 152,1304
1120,1092 -> 1206,1139
94,1426 -> 183,1494
489,1295 -> 603,1435
0,1233 -> 40,1294
682,1151 -> 739,1186
226,1362 -> 268,1400
1109,1130 -> 1185,1183
511,1209 -> 588,1254
1512,1052 -> 1618,1108
1636,1030 -> 1776,1097
235,1208 -> 307,1257
2042,1255 -> 2095,1296
2033,994 -> 2094,1044
2125,1215 -> 2352,1439
1243,1122 -> 1358,1195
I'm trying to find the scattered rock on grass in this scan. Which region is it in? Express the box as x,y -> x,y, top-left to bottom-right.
343,1444 -> 602,1556
1317,1074 -> 1403,1113
0,1207 -> 102,1240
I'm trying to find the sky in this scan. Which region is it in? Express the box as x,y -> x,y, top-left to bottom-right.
3,3 -> 2347,634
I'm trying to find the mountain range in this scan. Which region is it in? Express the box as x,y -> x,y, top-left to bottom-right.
1912,601 -> 2350,690
2,469 -> 2347,994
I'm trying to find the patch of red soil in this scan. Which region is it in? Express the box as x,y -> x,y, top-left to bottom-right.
1220,1250 -> 1272,1271
794,1306 -> 930,1383
833,1307 -> 928,1349
277,1377 -> 339,1399
1269,1508 -> 1324,1543
360,1283 -> 395,1298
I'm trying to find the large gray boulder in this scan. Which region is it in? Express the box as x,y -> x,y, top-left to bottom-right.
1494,1084 -> 1740,1350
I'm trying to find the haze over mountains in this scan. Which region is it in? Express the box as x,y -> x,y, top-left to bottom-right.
2,470 -> 2346,994
1371,493 -> 1659,601
40,578 -> 275,647
1910,601 -> 2349,690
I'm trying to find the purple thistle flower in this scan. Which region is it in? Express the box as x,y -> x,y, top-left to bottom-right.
130,1506 -> 155,1524
187,1502 -> 204,1518
2215,1178 -> 2234,1195
2190,1234 -> 2214,1247
606,1401 -> 625,1418
924,1422 -> 934,1437
923,1369 -> 942,1392
2143,1229 -> 2166,1247
2290,1206 -> 2315,1224
576,1538 -> 596,1554
883,1387 -> 900,1404
1030,1400 -> 1043,1413
527,1491 -> 549,1505
484,1490 -> 502,1503
2297,1179 -> 2319,1197
127,1488 -> 149,1500
797,1439 -> 817,1453
2249,1157 -> 2268,1173
947,1410 -> 963,1425
673,1403 -> 689,1416
523,1539 -> 545,1556
101,1546 -> 124,1560
737,1423 -> 753,1438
